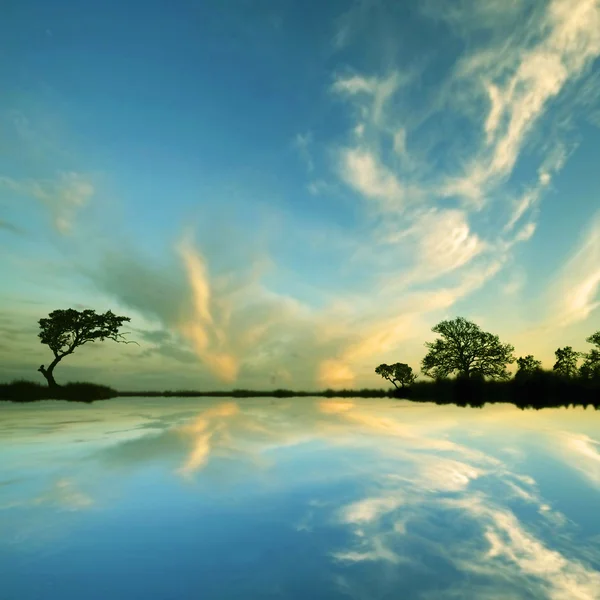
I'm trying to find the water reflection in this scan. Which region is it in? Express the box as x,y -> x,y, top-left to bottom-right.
1,398 -> 600,599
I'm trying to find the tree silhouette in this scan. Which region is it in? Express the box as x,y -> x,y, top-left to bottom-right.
375,363 -> 416,389
580,331 -> 600,379
552,346 -> 580,378
516,355 -> 542,375
38,308 -> 137,387
421,317 -> 515,380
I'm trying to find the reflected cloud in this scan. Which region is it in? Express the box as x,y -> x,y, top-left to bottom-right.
448,495 -> 600,600
1,478 -> 93,512
2,398 -> 600,599
557,432 -> 600,488
318,400 -> 354,414
340,496 -> 404,525
176,402 -> 239,477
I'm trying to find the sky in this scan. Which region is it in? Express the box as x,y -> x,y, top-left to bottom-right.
1,0 -> 599,391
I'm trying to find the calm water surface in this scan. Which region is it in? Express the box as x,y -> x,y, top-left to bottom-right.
1,397 -> 600,599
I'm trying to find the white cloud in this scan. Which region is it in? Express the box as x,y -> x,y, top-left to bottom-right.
176,235 -> 239,382
447,0 -> 600,202
333,71 -> 409,127
339,147 -> 405,207
549,212 -> 600,326
332,535 -> 402,564
332,74 -> 377,95
339,495 -> 404,524
0,172 -> 94,234
413,209 -> 485,278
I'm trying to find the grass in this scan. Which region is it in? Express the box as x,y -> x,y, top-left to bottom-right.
1,371 -> 599,409
0,380 -> 118,403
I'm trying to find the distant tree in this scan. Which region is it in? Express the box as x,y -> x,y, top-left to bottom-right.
579,331 -> 600,379
516,355 -> 543,375
375,362 -> 416,389
38,308 -> 137,387
421,317 -> 515,380
552,346 -> 580,378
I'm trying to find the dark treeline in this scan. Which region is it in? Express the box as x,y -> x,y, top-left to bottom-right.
1,309 -> 598,409
118,375 -> 599,409
399,372 -> 600,410
0,380 -> 117,403
374,317 -> 600,409
2,375 -> 598,410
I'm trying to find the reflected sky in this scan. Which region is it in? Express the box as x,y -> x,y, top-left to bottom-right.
1,398 -> 600,599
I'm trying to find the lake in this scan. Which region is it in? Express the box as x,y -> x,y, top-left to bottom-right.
1,397 -> 600,599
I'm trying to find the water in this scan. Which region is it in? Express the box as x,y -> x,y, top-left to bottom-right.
1,397 -> 600,599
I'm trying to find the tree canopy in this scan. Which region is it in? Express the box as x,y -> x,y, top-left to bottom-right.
552,346 -> 580,378
421,317 -> 515,380
516,355 -> 542,375
38,308 -> 136,386
580,332 -> 600,379
375,363 -> 416,389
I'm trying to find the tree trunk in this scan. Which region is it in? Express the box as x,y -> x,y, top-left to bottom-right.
38,356 -> 63,388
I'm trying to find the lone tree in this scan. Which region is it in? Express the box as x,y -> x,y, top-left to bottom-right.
421,317 -> 515,380
38,308 -> 136,387
552,346 -> 580,378
579,332 -> 600,379
375,362 -> 416,389
516,355 -> 543,375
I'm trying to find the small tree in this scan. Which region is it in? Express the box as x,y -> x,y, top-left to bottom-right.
421,317 -> 515,380
580,331 -> 600,379
516,355 -> 542,375
375,362 -> 416,389
38,308 -> 137,387
553,346 -> 580,378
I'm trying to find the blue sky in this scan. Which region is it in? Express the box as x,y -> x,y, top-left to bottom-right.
1,0 -> 599,390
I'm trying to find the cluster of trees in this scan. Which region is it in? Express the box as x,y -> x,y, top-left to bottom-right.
376,317 -> 600,387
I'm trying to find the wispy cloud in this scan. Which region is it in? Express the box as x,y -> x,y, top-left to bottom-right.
339,495 -> 404,525
440,0 -> 600,206
1,478 -> 93,511
176,234 -> 239,382
177,402 -> 240,477
557,432 -> 600,489
448,495 -> 600,600
0,172 -> 94,234
292,131 -> 314,173
339,147 -> 405,208
548,211 -> 600,326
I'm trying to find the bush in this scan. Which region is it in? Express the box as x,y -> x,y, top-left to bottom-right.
0,380 -> 118,402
